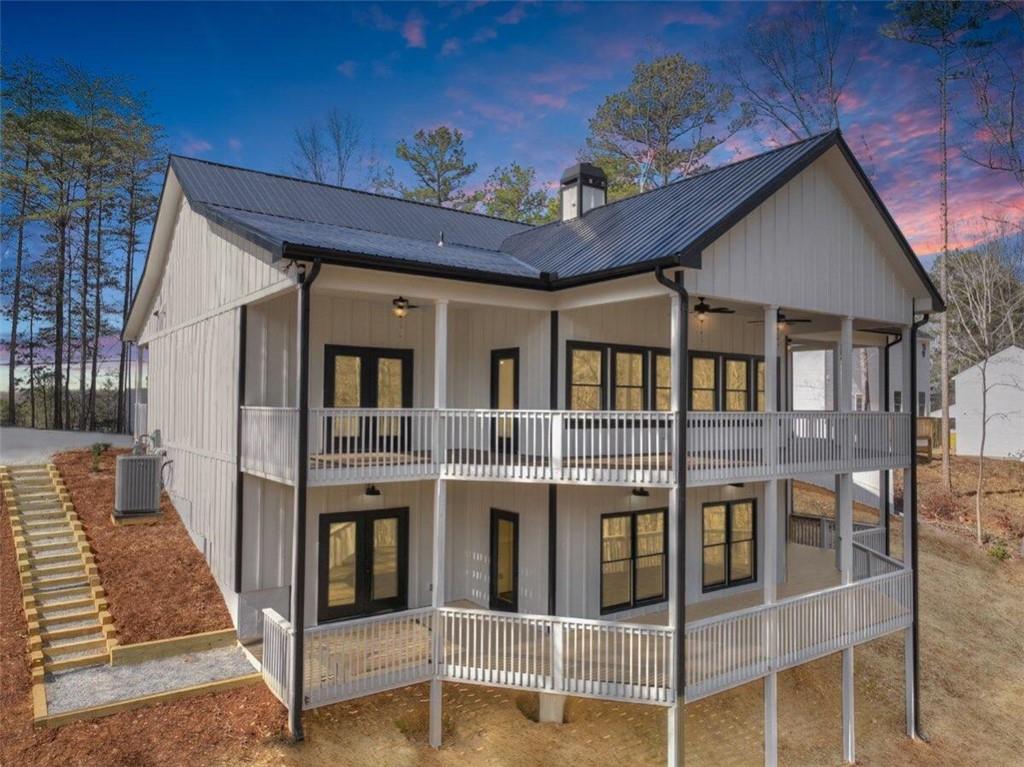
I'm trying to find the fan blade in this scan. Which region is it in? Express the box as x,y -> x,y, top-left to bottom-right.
787,318 -> 812,323
710,307 -> 735,314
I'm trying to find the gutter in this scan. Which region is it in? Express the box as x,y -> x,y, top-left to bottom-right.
882,332 -> 902,557
654,265 -> 688,719
289,258 -> 322,741
908,312 -> 928,739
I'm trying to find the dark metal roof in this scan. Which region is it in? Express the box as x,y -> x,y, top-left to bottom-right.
165,131 -> 943,307
503,132 -> 837,279
170,155 -> 529,251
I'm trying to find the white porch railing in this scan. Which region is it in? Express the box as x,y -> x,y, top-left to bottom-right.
261,608 -> 295,706
241,407 -> 298,483
852,526 -> 888,556
133,402 -> 148,439
788,515 -> 882,552
259,557 -> 910,714
240,407 -> 911,487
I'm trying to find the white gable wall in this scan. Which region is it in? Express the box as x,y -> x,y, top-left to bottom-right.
951,346 -> 1024,458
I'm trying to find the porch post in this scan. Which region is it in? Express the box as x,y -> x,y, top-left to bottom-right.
902,322 -> 923,739
763,306 -> 779,767
661,271 -> 687,767
838,316 -> 855,764
134,344 -> 144,438
430,299 -> 448,749
548,310 -> 559,616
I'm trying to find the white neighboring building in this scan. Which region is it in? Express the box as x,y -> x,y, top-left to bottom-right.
949,346 -> 1024,459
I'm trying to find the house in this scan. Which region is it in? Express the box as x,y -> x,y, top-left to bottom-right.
948,346 -> 1024,459
122,130 -> 943,767
791,332 -> 932,508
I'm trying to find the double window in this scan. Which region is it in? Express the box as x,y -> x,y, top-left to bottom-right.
689,352 -> 767,412
702,499 -> 756,591
600,508 -> 667,613
567,341 -> 671,411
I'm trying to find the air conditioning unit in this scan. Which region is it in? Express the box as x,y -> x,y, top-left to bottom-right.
114,454 -> 163,517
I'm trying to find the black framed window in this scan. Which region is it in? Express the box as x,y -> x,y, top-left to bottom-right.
613,349 -> 646,410
654,352 -> 672,411
600,508 -> 667,613
690,353 -> 718,411
893,390 -> 903,412
568,343 -> 605,410
756,360 -> 766,412
723,357 -> 750,412
702,499 -> 756,592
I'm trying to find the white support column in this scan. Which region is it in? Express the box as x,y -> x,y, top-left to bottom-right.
135,344 -> 145,438
762,306 -> 779,767
838,316 -> 855,765
430,299 -> 448,749
900,327 -> 917,737
666,289 -> 682,767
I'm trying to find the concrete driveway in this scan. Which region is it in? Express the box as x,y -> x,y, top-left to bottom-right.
0,427 -> 133,465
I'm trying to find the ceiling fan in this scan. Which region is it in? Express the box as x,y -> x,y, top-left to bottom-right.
749,310 -> 812,325
392,296 -> 421,319
692,297 -> 735,317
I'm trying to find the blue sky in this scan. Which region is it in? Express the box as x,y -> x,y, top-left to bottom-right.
2,1 -> 1022,256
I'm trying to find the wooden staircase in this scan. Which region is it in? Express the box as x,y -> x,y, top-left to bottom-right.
2,464 -> 116,680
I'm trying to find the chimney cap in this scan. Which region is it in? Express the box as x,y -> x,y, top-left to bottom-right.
560,162 -> 607,186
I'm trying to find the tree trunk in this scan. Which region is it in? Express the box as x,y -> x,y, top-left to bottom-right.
88,199 -> 103,430
939,48 -> 952,490
976,363 -> 987,545
53,206 -> 67,431
78,198 -> 92,430
6,155 -> 31,427
28,304 -> 36,429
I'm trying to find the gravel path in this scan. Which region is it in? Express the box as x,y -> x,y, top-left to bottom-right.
0,427 -> 132,465
45,645 -> 256,714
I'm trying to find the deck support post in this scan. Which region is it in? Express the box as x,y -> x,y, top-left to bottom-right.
762,306 -> 779,766
838,316 -> 855,764
134,344 -> 144,438
430,299 -> 448,750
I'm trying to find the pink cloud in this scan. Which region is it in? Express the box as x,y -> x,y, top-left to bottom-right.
529,92 -> 567,109
181,137 -> 212,155
441,37 -> 462,57
497,3 -> 527,25
402,10 -> 426,48
336,60 -> 357,78
660,6 -> 726,30
471,26 -> 497,43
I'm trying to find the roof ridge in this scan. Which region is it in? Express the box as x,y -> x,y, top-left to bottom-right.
168,154 -> 533,229
501,130 -> 838,243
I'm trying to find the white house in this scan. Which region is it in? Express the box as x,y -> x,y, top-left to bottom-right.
948,346 -> 1024,459
122,130 -> 943,766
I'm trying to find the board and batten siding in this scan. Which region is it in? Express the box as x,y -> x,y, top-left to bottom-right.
688,152 -> 914,326
139,196 -> 292,621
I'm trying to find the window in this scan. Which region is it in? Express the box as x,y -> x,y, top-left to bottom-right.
917,392 -> 926,417
724,357 -> 750,411
600,509 -> 667,612
690,354 -> 718,411
654,353 -> 672,411
702,499 -> 756,591
613,349 -> 646,410
756,361 -> 766,412
569,344 -> 605,410
893,390 -> 903,413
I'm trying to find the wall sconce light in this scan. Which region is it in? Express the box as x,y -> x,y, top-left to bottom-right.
365,485 -> 381,497
632,487 -> 650,498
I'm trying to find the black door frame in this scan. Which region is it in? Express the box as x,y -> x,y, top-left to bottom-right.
489,508 -> 520,612
490,348 -> 520,453
323,345 -> 414,452
317,507 -> 409,623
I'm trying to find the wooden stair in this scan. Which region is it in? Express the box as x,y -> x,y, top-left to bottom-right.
2,463 -> 117,678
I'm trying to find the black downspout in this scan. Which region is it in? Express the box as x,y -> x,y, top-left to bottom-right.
881,333 -> 902,558
548,311 -> 559,616
909,314 -> 927,739
234,305 -> 248,594
289,259 -> 322,741
655,266 -> 688,744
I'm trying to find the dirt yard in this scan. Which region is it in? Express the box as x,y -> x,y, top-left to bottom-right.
3,450 -> 1022,766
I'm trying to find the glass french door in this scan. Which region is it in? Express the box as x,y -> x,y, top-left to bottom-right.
490,348 -> 519,454
489,509 -> 519,612
317,508 -> 408,622
324,345 -> 413,453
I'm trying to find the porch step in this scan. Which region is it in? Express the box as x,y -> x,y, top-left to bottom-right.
38,608 -> 102,627
43,651 -> 110,672
41,622 -> 102,643
31,552 -> 81,566
43,632 -> 107,651
31,562 -> 86,577
29,573 -> 90,591
34,593 -> 94,610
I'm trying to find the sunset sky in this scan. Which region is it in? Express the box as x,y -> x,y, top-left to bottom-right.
2,1 -> 1022,263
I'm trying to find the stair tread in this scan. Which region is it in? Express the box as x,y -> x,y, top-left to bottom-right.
44,632 -> 106,649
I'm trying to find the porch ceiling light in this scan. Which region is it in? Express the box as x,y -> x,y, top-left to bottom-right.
365,484 -> 381,497
392,296 -> 421,319
632,487 -> 650,498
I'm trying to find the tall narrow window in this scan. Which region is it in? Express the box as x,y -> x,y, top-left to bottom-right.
893,391 -> 903,412
756,360 -> 766,412
601,509 -> 666,612
569,345 -> 605,410
654,353 -> 672,411
724,358 -> 750,411
702,499 -> 756,591
690,355 -> 717,411
613,350 -> 645,410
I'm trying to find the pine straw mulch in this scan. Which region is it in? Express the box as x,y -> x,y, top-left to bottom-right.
52,447 -> 230,644
0,483 -> 287,767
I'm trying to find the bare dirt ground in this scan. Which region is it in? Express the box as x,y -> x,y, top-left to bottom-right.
3,451 -> 1022,766
53,447 -> 233,643
792,481 -> 881,524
